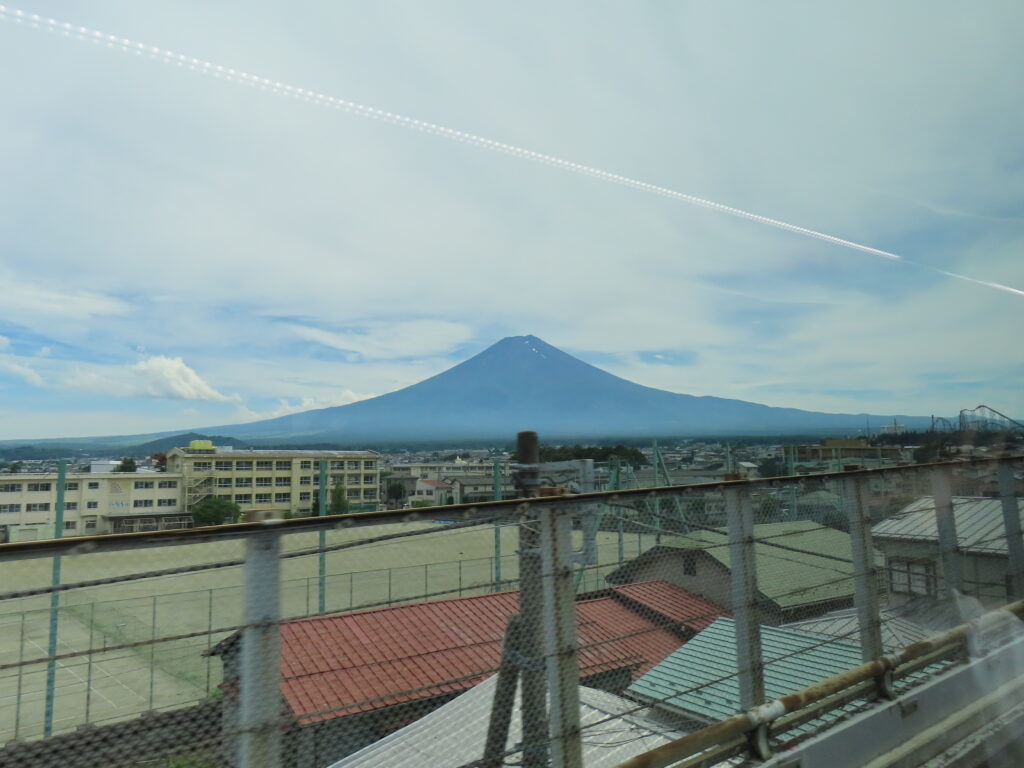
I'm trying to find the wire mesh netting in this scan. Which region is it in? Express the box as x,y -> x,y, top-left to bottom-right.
0,455 -> 1022,767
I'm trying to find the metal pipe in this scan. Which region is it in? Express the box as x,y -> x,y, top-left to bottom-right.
931,467 -> 963,596
43,458 -> 67,738
843,476 -> 884,664
998,463 -> 1024,600
725,486 -> 764,710
238,523 -> 283,768
540,505 -> 583,768
493,461 -> 503,591
616,598 -> 1024,768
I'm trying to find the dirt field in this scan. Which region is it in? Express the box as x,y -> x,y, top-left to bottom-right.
0,520 -> 657,741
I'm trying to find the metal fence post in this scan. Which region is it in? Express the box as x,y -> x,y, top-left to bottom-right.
999,462 -> 1024,600
318,460 -> 328,614
239,524 -> 283,768
931,467 -> 963,596
149,595 -> 157,709
725,486 -> 764,712
43,458 -> 67,738
843,477 -> 885,667
540,505 -> 583,768
515,430 -> 548,768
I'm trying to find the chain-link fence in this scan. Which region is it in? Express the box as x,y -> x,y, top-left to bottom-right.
0,450 -> 1022,767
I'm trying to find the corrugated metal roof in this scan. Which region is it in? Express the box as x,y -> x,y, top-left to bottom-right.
329,674 -> 686,768
626,617 -> 863,731
275,584 -> 687,724
872,497 -> 1024,555
645,522 -> 879,609
610,580 -> 728,632
781,607 -> 929,651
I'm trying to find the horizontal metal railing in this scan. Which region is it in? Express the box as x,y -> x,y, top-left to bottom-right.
0,454 -> 1016,561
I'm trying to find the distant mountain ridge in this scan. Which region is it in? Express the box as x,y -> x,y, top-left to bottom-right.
197,335 -> 934,442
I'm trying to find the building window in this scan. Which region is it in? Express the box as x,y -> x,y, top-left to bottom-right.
65,482 -> 79,491
275,461 -> 291,471
362,474 -> 374,485
215,461 -> 233,471
234,494 -> 252,504
133,499 -> 154,508
299,476 -> 312,486
0,483 -> 22,493
256,460 -> 273,471
888,558 -> 936,596
363,460 -> 376,470
346,489 -> 360,499
85,519 -> 97,530
158,480 -> 178,489
26,503 -> 50,512
275,477 -> 290,487
158,498 -> 176,507
274,493 -> 291,503
65,502 -> 78,511
87,501 -> 98,509
300,460 -> 312,470
88,481 -> 100,490
363,489 -> 377,500
27,483 -> 52,492
235,461 -> 253,471
64,521 -> 77,531
217,478 -> 233,488
235,477 -> 252,488
193,461 -> 212,471
255,477 -> 272,487
347,461 -> 360,470
216,493 -> 232,501
331,474 -> 344,486
255,493 -> 272,504
347,474 -> 361,486
299,492 -> 311,501
0,504 -> 21,514
134,480 -> 154,489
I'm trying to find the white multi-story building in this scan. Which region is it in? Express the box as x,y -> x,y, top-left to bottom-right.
0,441 -> 381,541
165,441 -> 381,518
0,471 -> 188,541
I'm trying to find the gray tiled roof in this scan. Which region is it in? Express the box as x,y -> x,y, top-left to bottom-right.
872,497 -> 1024,555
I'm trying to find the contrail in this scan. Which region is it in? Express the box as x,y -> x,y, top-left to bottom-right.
3,5 -> 1022,298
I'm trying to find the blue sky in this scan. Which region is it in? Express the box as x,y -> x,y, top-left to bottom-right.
1,1 -> 1023,439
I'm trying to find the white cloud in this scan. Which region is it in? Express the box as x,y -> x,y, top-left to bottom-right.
0,356 -> 44,387
65,356 -> 235,402
236,393 -> 370,422
0,272 -> 130,322
0,335 -> 9,351
286,320 -> 475,360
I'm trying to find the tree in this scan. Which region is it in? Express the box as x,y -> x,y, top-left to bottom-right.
330,484 -> 350,514
8,461 -> 21,474
757,457 -> 786,479
152,452 -> 168,472
191,496 -> 240,526
386,481 -> 407,507
116,457 -> 137,473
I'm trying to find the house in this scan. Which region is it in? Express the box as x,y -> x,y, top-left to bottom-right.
329,674 -> 686,768
871,496 -> 1024,607
208,581 -> 726,766
411,478 -> 453,506
606,521 -> 881,624
626,617 -> 865,735
449,475 -> 516,504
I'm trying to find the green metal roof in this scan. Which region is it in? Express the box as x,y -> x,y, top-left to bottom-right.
626,617 -> 864,730
658,521 -> 881,609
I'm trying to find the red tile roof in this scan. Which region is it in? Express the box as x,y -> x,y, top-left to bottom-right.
610,580 -> 729,632
266,583 -> 703,724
